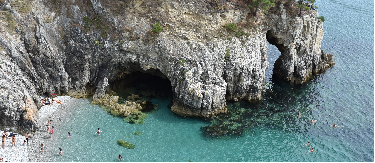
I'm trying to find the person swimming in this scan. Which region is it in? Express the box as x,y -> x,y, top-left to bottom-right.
118,154 -> 122,161
59,148 -> 63,156
303,141 -> 311,148
332,124 -> 344,128
310,120 -> 317,124
67,131 -> 71,139
95,128 -> 102,135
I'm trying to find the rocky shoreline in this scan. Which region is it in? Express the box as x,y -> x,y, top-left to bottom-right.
26,96 -> 74,162
0,96 -> 73,162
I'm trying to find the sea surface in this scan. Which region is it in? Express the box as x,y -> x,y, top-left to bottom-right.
50,0 -> 373,161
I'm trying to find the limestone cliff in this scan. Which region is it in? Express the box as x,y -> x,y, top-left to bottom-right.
0,0 -> 333,133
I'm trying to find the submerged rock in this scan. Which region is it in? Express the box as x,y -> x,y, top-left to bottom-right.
92,93 -> 154,124
133,131 -> 142,136
117,140 -> 135,149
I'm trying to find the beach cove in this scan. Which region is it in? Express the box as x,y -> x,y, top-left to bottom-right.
0,0 -> 372,161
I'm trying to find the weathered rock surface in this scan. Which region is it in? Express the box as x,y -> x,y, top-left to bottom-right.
0,0 -> 333,133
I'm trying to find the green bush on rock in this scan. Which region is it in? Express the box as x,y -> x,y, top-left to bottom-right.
317,16 -> 325,22
152,22 -> 163,33
117,140 -> 135,149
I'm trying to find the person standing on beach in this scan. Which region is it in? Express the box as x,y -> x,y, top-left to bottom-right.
40,144 -> 44,153
23,133 -> 30,146
11,135 -> 16,147
2,131 -> 8,138
59,148 -> 63,156
95,128 -> 102,136
46,120 -> 51,133
67,131 -> 71,139
2,135 -> 5,149
50,126 -> 55,140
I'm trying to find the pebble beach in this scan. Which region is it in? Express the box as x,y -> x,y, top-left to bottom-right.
0,96 -> 74,162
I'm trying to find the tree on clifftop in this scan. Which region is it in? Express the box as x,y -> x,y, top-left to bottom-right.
248,0 -> 275,16
297,0 -> 318,16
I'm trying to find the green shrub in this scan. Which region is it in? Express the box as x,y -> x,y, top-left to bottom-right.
235,30 -> 243,37
152,22 -> 163,33
101,28 -> 107,37
117,140 -> 135,149
224,23 -> 237,32
225,49 -> 230,61
317,16 -> 325,22
94,39 -> 103,46
94,16 -> 102,28
179,59 -> 186,66
83,16 -> 90,29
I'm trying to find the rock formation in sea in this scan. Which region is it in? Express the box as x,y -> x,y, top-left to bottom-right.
0,0 -> 334,133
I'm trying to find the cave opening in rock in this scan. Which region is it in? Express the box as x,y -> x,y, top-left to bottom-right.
265,41 -> 282,83
265,30 -> 284,83
108,69 -> 173,104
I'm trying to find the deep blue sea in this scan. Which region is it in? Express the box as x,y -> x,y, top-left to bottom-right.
49,0 -> 374,161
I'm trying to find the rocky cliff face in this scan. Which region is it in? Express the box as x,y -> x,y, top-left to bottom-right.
0,0 -> 333,133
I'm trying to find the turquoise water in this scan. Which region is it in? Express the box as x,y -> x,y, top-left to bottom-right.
50,0 -> 373,161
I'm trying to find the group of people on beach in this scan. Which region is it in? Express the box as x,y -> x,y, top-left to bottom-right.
40,93 -> 62,106
2,131 -> 30,149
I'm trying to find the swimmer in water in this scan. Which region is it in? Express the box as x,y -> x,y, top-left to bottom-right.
310,120 -> 317,124
332,124 -> 344,128
119,154 -> 122,161
95,128 -> 102,136
59,148 -> 63,156
67,131 -> 71,139
303,141 -> 311,148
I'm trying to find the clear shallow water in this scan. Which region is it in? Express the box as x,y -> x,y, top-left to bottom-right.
50,0 -> 373,161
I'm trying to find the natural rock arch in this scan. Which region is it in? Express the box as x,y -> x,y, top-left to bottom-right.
265,8 -> 334,84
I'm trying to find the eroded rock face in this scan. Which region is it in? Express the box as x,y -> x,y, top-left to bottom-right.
0,0 -> 333,132
266,4 -> 334,84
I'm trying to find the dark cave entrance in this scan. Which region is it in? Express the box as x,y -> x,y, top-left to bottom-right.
265,30 -> 286,83
109,69 -> 173,103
